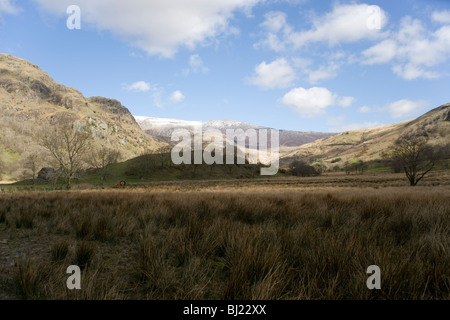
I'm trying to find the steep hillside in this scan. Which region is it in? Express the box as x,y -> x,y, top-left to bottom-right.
281,103 -> 450,168
0,53 -> 161,180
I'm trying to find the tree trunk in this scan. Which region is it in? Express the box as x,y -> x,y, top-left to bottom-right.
66,176 -> 71,190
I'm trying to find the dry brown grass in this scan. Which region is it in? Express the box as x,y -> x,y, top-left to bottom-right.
0,181 -> 449,300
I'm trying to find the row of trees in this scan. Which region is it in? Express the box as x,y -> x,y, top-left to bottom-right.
344,160 -> 367,175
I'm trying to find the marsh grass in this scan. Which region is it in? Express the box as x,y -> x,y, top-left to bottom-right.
74,241 -> 96,270
14,258 -> 44,300
1,186 -> 449,300
51,239 -> 70,262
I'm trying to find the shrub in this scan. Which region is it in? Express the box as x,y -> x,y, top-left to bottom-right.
289,160 -> 320,177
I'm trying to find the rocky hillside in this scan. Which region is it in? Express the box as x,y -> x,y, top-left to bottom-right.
0,53 -> 161,180
281,103 -> 450,168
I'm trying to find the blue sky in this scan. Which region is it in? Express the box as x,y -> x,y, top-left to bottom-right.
1,0 -> 450,132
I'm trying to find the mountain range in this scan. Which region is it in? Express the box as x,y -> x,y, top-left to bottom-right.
134,116 -> 336,151
0,53 -> 448,180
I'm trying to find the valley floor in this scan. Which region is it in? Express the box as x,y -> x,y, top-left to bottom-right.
0,173 -> 449,300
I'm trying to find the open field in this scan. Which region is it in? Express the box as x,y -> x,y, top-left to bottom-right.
3,170 -> 450,193
0,173 -> 449,300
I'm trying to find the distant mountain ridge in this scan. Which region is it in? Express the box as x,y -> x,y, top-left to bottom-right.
135,116 -> 336,148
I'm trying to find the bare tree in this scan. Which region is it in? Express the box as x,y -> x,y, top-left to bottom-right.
40,124 -> 92,190
391,134 -> 436,186
21,153 -> 42,186
87,147 -> 121,184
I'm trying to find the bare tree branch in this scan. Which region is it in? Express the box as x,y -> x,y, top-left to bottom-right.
40,124 -> 92,189
392,133 -> 437,186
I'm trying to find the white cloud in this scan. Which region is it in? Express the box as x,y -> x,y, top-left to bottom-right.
148,85 -> 164,108
123,81 -> 151,92
308,61 -> 342,84
183,54 -> 209,76
249,58 -> 296,89
358,106 -> 371,113
282,87 -> 332,117
123,82 -> 168,107
282,86 -> 355,117
337,96 -> 356,108
362,15 -> 450,79
255,11 -> 290,51
256,4 -> 388,51
432,11 -> 450,24
362,39 -> 397,64
387,99 -> 428,118
292,52 -> 346,85
291,4 -> 388,48
260,11 -> 287,33
256,5 -> 386,83
292,57 -> 312,69
123,84 -> 184,107
0,0 -> 20,16
308,69 -> 336,84
33,0 -> 260,57
255,32 -> 287,52
170,90 -> 185,103
392,64 -> 439,80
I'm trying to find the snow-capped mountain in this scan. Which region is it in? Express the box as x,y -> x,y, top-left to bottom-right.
134,116 -> 202,129
134,116 -> 336,148
203,120 -> 261,130
134,116 -> 259,131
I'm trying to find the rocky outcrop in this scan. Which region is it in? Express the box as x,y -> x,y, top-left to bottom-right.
88,97 -> 133,116
37,167 -> 58,181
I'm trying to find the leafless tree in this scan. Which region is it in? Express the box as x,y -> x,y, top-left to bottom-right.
40,124 -> 92,190
87,147 -> 121,184
21,153 -> 42,186
392,134 -> 436,186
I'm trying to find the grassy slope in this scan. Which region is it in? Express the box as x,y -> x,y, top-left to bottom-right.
281,104 -> 450,167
